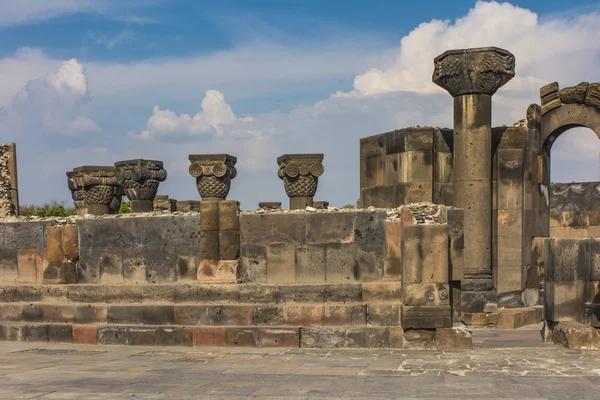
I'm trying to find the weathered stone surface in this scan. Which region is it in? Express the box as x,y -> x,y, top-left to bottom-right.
550,321 -> 600,350
324,244 -> 357,282
295,245 -> 326,283
436,327 -> 473,350
402,306 -> 452,329
266,243 -> 296,283
402,224 -> 449,284
300,327 -> 390,348
277,154 -> 324,209
189,154 -> 237,201
115,159 -> 167,213
71,166 -> 120,215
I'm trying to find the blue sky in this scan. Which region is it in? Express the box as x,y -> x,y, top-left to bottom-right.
1,0 -> 600,208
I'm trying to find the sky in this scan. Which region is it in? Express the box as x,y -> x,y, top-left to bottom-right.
1,0 -> 600,209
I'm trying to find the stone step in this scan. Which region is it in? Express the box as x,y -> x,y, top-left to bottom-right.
0,302 -> 402,327
496,306 -> 544,329
0,281 -> 401,304
0,323 -> 402,349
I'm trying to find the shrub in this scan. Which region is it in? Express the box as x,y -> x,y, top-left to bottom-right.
119,201 -> 131,214
342,204 -> 356,209
20,200 -> 76,217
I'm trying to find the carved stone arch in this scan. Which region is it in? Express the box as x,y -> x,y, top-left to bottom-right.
540,82 -> 600,154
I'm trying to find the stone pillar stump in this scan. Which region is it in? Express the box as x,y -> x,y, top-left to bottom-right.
188,154 -> 237,201
115,159 -> 167,213
277,154 -> 324,210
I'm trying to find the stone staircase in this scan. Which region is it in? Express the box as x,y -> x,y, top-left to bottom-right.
0,282 -> 403,348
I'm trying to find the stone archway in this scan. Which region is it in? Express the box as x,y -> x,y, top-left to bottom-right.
540,82 -> 600,153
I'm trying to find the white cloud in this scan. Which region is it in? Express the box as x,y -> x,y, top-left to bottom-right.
351,1 -> 600,97
0,58 -> 98,138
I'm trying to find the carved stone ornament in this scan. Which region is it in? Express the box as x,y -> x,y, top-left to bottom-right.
188,154 -> 237,200
114,159 -> 167,202
433,47 -> 515,97
66,170 -> 86,212
72,166 -> 120,214
277,154 -> 324,198
109,185 -> 124,214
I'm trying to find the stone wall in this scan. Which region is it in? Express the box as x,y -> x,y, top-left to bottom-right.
549,182 -> 600,238
359,127 -> 454,208
532,237 -> 600,327
238,210 -> 388,283
0,221 -> 52,283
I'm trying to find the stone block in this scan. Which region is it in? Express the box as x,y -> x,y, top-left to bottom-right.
266,243 -> 296,283
41,304 -> 75,323
362,156 -> 386,187
403,283 -> 450,306
98,250 -> 124,284
356,244 -> 385,281
367,304 -> 401,326
550,321 -> 600,350
323,305 -> 366,325
108,305 -> 175,325
77,218 -> 142,249
240,213 -> 306,246
258,328 -> 299,347
284,305 -> 324,326
295,245 -> 326,283
224,327 -> 258,346
17,249 -> 45,283
0,249 -> 18,283
218,231 -> 240,260
399,151 -> 433,182
0,221 -> 49,250
402,224 -> 449,284
200,231 -> 219,261
193,327 -> 225,346
157,326 -> 192,346
146,247 -> 177,283
434,151 -> 453,184
48,324 -> 72,343
97,326 -> 129,345
24,324 -> 48,342
122,246 -> 147,284
436,327 -> 473,350
239,244 -> 267,283
105,285 -> 143,303
300,327 -> 390,349
433,183 -> 454,206
325,284 -> 362,303
173,284 -> 238,303
75,305 -> 107,323
46,226 -> 64,263
252,306 -> 284,325
360,186 -> 397,208
197,260 -> 237,283
545,280 -> 583,322
67,285 -> 106,303
461,312 -> 500,326
141,286 -> 175,303
218,200 -> 240,231
360,133 -> 386,159
384,220 -> 402,280
22,303 -> 42,322
72,325 -> 97,345
0,303 -> 22,321
460,290 -> 498,313
402,306 -> 452,329
353,211 -> 386,246
177,200 -> 200,212
324,243 -> 357,282
176,253 -> 200,282
127,327 -> 158,346
362,281 -> 402,302
199,200 -> 219,231
141,215 -> 201,248
306,212 -> 354,244
497,308 -> 539,329
389,326 -> 404,348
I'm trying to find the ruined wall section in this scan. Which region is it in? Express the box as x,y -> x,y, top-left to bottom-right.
549,182 -> 600,238
359,127 -> 454,208
0,144 -> 18,217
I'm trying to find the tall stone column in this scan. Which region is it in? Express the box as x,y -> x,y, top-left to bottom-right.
73,166 -> 120,215
277,154 -> 324,210
433,47 -> 515,309
115,159 -> 167,213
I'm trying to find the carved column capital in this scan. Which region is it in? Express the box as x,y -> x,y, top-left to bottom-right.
66,170 -> 86,213
188,154 -> 237,201
115,159 -> 167,206
277,154 -> 324,209
72,166 -> 120,215
433,47 -> 515,97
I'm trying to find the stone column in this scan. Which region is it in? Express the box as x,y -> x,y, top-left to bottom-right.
66,170 -> 87,216
277,154 -> 324,210
6,143 -> 19,216
188,154 -> 237,201
115,159 -> 167,213
73,166 -> 120,215
433,47 -> 515,306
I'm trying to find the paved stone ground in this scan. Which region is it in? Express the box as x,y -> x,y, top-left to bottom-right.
0,328 -> 599,399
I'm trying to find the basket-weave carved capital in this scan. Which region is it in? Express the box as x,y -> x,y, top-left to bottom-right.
114,159 -> 167,202
188,154 -> 237,200
277,154 -> 324,198
433,47 -> 515,97
72,166 -> 120,207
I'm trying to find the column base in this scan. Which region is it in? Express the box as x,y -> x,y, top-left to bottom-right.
289,197 -> 313,210
130,200 -> 154,213
87,204 -> 109,216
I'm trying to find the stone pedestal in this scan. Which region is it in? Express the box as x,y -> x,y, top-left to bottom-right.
189,154 -> 237,201
433,47 -> 515,311
277,154 -> 324,210
72,166 -> 120,216
115,159 -> 167,213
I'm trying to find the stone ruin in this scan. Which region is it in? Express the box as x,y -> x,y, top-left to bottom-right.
0,47 -> 599,350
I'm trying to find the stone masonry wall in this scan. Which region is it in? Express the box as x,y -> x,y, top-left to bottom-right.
239,210 -> 388,284
549,182 -> 600,238
359,127 -> 454,208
